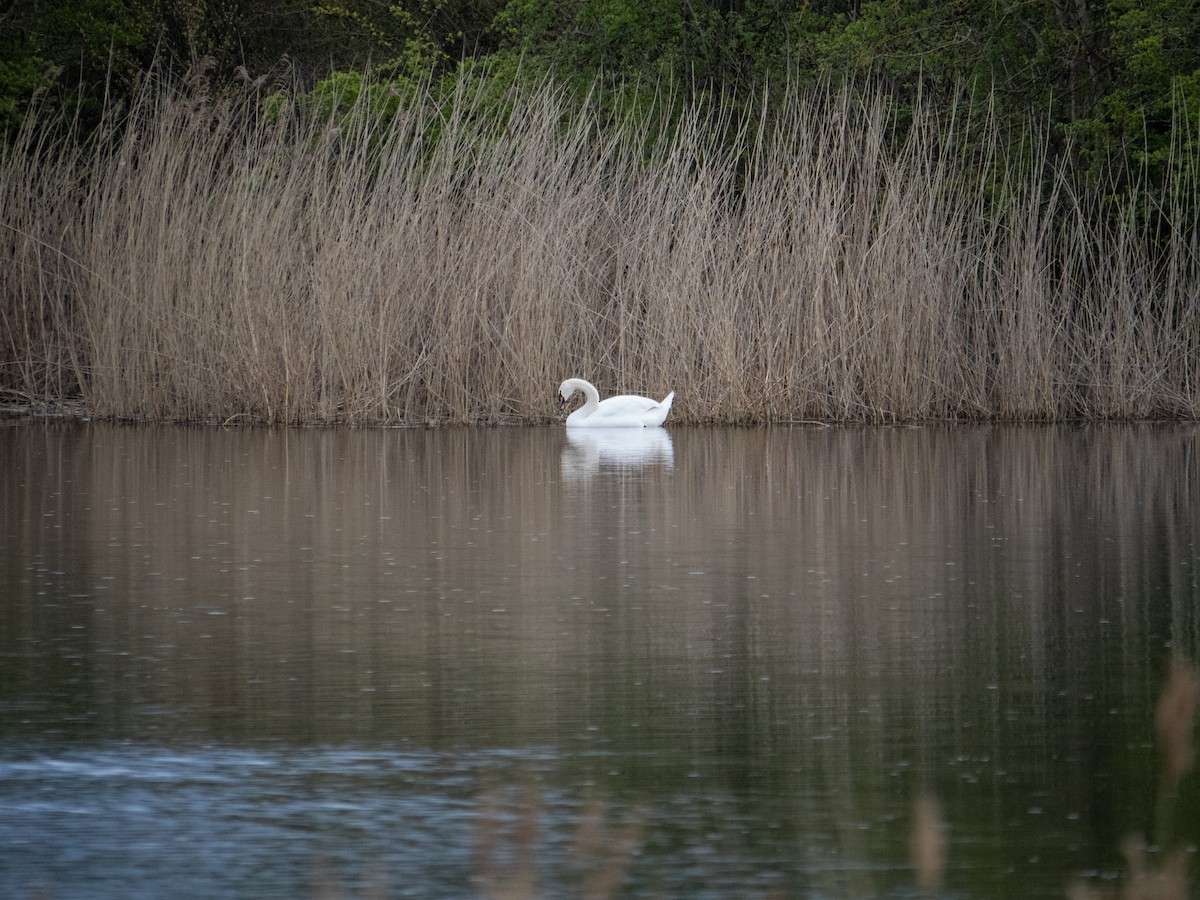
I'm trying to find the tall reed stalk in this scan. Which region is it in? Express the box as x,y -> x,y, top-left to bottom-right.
2,69 -> 1198,423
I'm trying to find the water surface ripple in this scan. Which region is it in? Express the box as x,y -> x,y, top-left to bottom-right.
1,422 -> 1198,898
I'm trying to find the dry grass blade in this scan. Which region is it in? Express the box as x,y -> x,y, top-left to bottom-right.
472,788 -> 642,900
1069,658 -> 1197,900
1156,658 -> 1198,790
910,792 -> 947,895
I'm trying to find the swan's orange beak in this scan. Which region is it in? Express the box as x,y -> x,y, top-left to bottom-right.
557,393 -> 567,410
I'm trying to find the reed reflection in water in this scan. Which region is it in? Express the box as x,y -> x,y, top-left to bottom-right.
1,422 -> 1198,898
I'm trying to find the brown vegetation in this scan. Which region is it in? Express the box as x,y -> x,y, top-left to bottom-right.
2,72 -> 1198,424
1070,658 -> 1197,900
474,789 -> 644,900
910,793 -> 947,896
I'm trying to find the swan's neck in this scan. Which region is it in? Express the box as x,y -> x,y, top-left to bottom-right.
575,381 -> 600,412
565,379 -> 601,423
563,379 -> 598,410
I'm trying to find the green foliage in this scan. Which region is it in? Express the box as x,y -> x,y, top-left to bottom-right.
0,1 -> 513,141
0,0 -> 152,136
493,0 -> 738,92
1068,0 -> 1200,185
310,2 -> 437,75
0,55 -> 58,134
293,70 -> 406,121
4,0 -> 1200,215
305,0 -> 507,77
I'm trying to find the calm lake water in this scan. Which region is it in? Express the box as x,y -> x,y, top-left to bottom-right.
1,421 -> 1198,898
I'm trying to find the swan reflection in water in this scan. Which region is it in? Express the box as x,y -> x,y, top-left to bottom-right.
560,427 -> 674,480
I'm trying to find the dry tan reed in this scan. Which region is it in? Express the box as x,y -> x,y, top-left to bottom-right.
910,793 -> 947,895
473,788 -> 643,900
1069,658 -> 1197,900
1156,658 -> 1199,790
2,69 -> 1199,423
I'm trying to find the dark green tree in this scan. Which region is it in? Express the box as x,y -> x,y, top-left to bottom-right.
0,0 -> 153,133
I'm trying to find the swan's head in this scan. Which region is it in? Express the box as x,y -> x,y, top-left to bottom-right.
557,379 -> 578,409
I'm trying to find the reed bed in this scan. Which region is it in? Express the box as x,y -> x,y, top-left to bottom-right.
2,70 -> 1198,424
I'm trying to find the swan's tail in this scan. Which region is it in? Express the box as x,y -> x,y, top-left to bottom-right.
645,391 -> 675,426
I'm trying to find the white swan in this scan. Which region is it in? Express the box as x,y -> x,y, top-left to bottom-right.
558,378 -> 674,428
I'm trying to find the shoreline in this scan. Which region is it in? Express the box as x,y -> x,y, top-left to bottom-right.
2,401 -> 1196,429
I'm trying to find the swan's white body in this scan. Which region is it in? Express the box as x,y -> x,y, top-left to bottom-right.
558,378 -> 674,428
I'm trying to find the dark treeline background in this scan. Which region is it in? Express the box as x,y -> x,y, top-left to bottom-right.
4,0 -> 1199,184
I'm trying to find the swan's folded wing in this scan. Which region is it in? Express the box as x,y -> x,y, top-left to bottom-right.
591,395 -> 660,417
